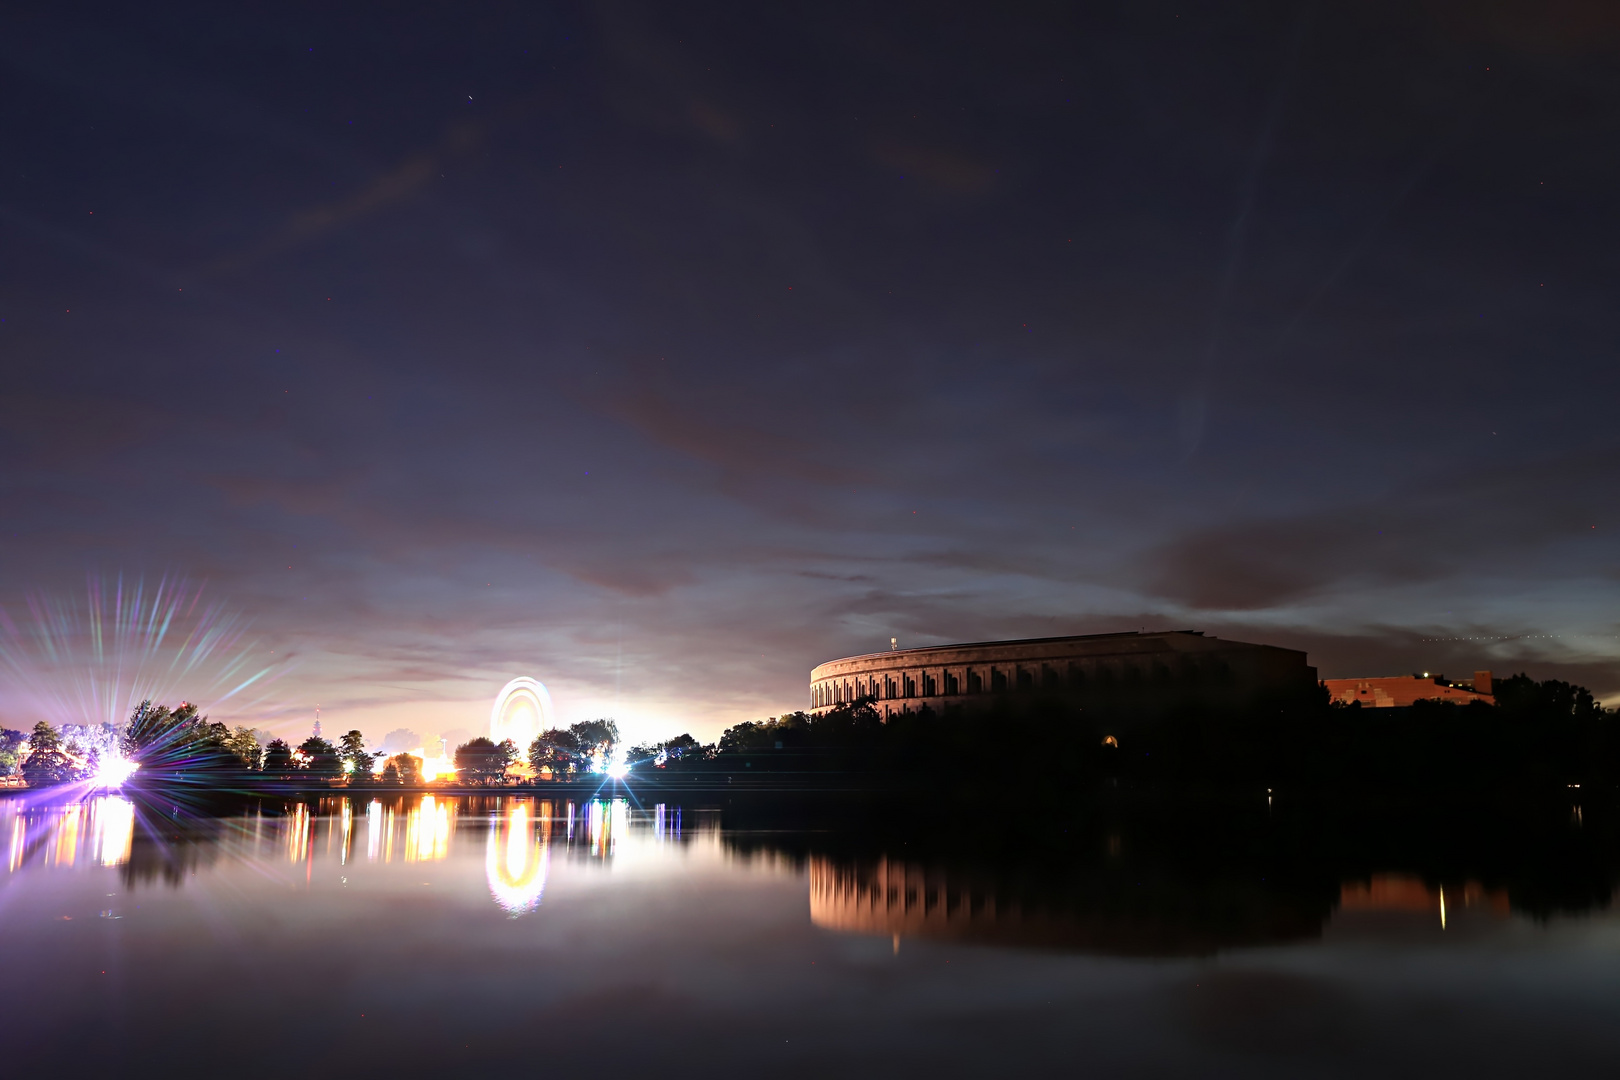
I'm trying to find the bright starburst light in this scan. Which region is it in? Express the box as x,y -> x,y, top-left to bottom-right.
91,755 -> 139,788
0,573 -> 292,730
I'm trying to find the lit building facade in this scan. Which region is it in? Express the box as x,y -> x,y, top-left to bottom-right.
809,630 -> 1316,719
1322,671 -> 1494,708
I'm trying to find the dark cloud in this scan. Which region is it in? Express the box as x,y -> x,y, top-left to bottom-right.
1138,444 -> 1620,610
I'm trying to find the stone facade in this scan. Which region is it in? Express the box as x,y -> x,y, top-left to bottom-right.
809,630 -> 1316,719
1322,672 -> 1494,709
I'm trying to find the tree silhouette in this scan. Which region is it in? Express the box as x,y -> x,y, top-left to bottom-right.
0,727 -> 24,777
262,739 -> 293,776
338,730 -> 377,781
22,721 -> 77,786
382,752 -> 422,785
455,737 -> 514,785
528,728 -> 580,774
298,736 -> 343,780
221,727 -> 263,770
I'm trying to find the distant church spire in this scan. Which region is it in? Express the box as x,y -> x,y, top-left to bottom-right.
313,704 -> 322,740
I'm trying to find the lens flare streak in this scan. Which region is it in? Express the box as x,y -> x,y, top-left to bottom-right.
0,573 -> 292,730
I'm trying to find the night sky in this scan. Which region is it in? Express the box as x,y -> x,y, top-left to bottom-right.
4,2 -> 1619,745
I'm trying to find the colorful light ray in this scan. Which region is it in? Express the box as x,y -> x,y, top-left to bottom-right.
0,573 -> 293,730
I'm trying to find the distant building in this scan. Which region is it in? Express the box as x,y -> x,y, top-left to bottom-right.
810,630 -> 1317,720
1323,671 -> 1494,709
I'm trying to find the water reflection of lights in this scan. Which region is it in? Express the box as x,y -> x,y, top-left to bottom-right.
8,814 -> 23,872
0,796 -> 136,872
405,795 -> 452,862
52,805 -> 82,866
367,800 -> 384,861
286,804 -> 312,864
652,803 -> 682,843
93,797 -> 135,866
0,794 -> 716,890
486,800 -> 551,916
339,799 -> 353,865
587,798 -> 628,858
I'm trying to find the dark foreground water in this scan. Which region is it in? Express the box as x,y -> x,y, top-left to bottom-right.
3,788 -> 1620,1078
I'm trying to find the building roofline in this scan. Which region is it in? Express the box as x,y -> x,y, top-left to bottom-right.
819,629 -> 1213,667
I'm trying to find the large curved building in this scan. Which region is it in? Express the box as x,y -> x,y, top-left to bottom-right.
810,630 -> 1315,719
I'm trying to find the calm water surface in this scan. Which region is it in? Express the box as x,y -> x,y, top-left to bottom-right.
3,790 -> 1619,1077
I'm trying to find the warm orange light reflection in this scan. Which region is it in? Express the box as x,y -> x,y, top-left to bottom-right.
404,795 -> 452,862
52,805 -> 82,867
486,799 -> 549,915
1339,873 -> 1509,924
287,803 -> 312,864
0,797 -> 136,871
367,799 -> 384,861
7,814 -> 23,872
340,799 -> 354,865
92,797 -> 134,867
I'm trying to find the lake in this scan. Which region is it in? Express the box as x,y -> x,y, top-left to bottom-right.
3,787 -> 1619,1077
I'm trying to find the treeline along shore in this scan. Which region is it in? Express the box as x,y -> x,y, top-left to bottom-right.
1,672 -> 1616,796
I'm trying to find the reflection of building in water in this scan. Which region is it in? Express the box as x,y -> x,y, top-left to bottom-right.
811,631 -> 1316,720
1335,873 -> 1509,933
809,857 -> 1326,957
486,800 -> 552,916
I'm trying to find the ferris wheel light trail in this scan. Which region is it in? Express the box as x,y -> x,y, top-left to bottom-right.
489,677 -> 553,747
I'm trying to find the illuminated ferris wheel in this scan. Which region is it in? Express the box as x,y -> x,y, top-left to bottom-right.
488,676 -> 553,749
